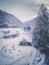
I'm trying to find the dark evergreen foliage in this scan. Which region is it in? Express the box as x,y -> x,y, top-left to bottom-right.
27,26 -> 31,31
32,4 -> 49,52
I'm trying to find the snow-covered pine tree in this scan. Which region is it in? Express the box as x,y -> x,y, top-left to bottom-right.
32,4 -> 49,52
38,4 -> 47,15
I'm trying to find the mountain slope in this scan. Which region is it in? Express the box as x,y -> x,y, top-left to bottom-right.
24,12 -> 49,28
24,12 -> 49,37
0,10 -> 23,28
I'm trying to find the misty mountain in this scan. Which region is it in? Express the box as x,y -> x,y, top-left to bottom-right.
24,12 -> 49,27
24,12 -> 49,37
24,4 -> 49,32
0,10 -> 23,28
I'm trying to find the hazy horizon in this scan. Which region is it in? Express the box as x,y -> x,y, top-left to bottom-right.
0,0 -> 49,23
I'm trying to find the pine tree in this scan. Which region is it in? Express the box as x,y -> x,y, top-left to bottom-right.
32,4 -> 49,52
38,4 -> 47,15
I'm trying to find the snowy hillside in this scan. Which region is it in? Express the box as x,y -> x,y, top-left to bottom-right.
0,28 -> 35,65
0,28 -> 32,45
24,16 -> 38,37
0,10 -> 23,28
0,45 -> 37,65
24,12 -> 49,37
24,4 -> 49,38
0,4 -> 48,65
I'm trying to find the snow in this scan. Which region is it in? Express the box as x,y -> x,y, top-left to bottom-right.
0,45 -> 37,65
0,8 -> 47,65
0,28 -> 32,45
0,28 -> 45,65
0,28 -> 35,65
0,10 -> 23,28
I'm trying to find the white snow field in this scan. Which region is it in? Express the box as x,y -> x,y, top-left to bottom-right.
0,28 -> 45,65
0,28 -> 32,45
0,45 -> 37,65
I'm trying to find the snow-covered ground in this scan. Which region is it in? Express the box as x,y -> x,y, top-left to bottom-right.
0,28 -> 33,65
0,45 -> 37,65
0,28 -> 45,65
0,28 -> 32,45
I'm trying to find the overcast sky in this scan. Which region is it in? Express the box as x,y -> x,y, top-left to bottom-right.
0,0 -> 49,23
